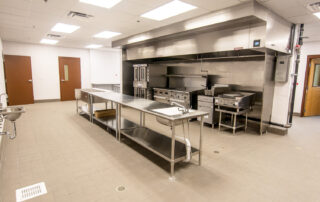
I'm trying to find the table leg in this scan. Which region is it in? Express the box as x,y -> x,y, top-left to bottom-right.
218,111 -> 222,131
76,99 -> 79,113
142,112 -> 146,127
140,112 -> 143,126
170,121 -> 176,180
233,114 -> 237,135
199,116 -> 203,166
118,104 -> 122,142
116,104 -> 119,140
245,112 -> 248,132
89,95 -> 93,123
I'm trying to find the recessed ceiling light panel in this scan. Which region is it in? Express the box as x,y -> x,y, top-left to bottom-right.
79,0 -> 122,9
141,0 -> 197,21
51,23 -> 80,33
40,39 -> 58,45
314,12 -> 320,19
85,44 -> 103,49
94,31 -> 121,39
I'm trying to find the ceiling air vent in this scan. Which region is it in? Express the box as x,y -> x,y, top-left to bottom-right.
47,34 -> 62,38
307,2 -> 320,12
68,11 -> 93,22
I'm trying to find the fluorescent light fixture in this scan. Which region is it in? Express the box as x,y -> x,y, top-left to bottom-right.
314,12 -> 320,19
94,31 -> 121,39
85,44 -> 103,49
128,35 -> 150,44
79,0 -> 122,8
40,39 -> 58,45
141,0 -> 197,21
51,23 -> 80,33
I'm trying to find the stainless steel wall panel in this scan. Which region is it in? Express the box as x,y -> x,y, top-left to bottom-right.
260,54 -> 276,134
162,59 -> 266,92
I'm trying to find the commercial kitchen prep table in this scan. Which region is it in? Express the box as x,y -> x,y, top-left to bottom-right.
76,89 -> 208,179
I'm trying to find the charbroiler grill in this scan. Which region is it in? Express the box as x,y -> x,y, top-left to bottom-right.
215,92 -> 255,135
215,92 -> 255,109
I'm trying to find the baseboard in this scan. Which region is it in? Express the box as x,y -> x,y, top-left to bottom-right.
34,99 -> 60,103
267,125 -> 288,136
292,112 -> 301,116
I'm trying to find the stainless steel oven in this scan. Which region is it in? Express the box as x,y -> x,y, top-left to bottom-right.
133,64 -> 167,99
133,64 -> 150,99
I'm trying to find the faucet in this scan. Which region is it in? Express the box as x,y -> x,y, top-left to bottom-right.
0,93 -> 8,108
171,102 -> 189,114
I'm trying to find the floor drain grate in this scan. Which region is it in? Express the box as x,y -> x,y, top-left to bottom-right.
116,185 -> 125,192
16,182 -> 47,202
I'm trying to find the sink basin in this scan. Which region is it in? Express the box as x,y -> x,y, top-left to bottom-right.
152,107 -> 194,116
0,106 -> 25,121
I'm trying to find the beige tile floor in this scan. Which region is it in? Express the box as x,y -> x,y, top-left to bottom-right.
0,101 -> 320,202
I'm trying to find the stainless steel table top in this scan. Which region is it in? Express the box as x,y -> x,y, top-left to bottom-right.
86,90 -> 208,121
80,88 -> 111,93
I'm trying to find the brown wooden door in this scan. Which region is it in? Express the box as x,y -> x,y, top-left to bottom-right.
59,57 -> 81,101
4,55 -> 34,105
304,58 -> 320,116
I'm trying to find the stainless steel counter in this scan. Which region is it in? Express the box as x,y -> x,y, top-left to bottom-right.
90,91 -> 208,121
76,89 -> 208,180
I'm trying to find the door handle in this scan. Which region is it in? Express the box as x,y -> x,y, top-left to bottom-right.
61,79 -> 65,82
28,79 -> 32,82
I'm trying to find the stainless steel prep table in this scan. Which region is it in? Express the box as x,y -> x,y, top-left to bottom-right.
77,89 -> 208,179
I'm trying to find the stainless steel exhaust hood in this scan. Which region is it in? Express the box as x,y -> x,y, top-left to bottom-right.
113,1 -> 292,61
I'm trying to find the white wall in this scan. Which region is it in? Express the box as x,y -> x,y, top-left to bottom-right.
272,40 -> 320,121
3,41 -> 91,100
293,41 -> 320,113
2,42 -> 122,101
271,56 -> 295,125
89,49 -> 121,84
0,38 -> 6,106
0,37 -> 4,153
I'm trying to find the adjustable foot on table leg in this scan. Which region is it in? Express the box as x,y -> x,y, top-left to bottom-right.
169,176 -> 176,182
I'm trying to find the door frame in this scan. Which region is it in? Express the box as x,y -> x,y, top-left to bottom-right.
58,56 -> 81,101
300,54 -> 320,117
3,54 -> 35,105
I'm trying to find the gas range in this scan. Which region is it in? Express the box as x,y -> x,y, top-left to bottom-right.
153,87 -> 205,109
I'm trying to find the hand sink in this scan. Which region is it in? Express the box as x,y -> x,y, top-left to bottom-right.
0,106 -> 25,122
152,107 -> 194,116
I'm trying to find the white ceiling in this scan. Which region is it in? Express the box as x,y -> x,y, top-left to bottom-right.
0,0 -> 319,49
257,0 -> 320,42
